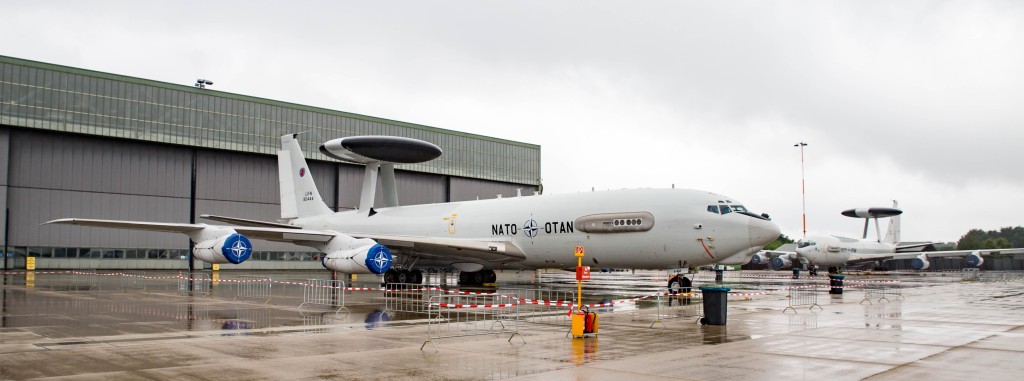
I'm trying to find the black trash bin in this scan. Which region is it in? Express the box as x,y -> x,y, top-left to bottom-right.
829,274 -> 845,294
699,286 -> 731,325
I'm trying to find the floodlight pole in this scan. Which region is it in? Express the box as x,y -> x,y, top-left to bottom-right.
794,142 -> 808,238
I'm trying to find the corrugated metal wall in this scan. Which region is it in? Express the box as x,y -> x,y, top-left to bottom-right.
3,128 -> 539,254
450,177 -> 534,202
11,130 -> 191,248
1,128 -> 9,251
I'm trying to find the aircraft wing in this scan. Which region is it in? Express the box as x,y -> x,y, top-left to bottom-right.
759,250 -> 794,256
890,248 -> 1024,260
46,218 -> 337,243
46,218 -> 527,261
844,248 -> 1024,265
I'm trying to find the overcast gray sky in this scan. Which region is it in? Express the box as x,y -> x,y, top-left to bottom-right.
3,0 -> 1022,243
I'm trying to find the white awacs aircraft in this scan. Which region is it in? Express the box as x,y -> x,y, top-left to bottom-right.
48,134 -> 781,284
752,202 -> 1018,272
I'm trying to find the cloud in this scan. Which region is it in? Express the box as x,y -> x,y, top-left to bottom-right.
2,0 -> 1022,242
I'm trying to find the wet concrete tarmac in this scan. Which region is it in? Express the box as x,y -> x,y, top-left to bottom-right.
0,270 -> 1022,380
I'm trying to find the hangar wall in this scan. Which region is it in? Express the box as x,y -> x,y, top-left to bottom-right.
0,55 -> 541,270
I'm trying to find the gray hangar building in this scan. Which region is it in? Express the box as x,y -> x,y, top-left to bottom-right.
0,55 -> 541,270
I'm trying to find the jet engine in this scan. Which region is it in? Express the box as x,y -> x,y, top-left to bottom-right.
323,243 -> 393,274
911,254 -> 930,270
965,251 -> 984,267
193,232 -> 253,264
770,256 -> 793,270
749,252 -> 770,266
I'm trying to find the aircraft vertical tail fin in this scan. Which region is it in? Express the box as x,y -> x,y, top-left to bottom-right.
883,200 -> 901,244
279,134 -> 333,219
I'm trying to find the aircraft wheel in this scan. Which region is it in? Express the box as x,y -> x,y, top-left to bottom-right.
397,269 -> 410,284
667,277 -> 679,294
458,271 -> 468,284
484,270 -> 497,284
472,271 -> 486,284
383,269 -> 399,284
410,269 -> 423,285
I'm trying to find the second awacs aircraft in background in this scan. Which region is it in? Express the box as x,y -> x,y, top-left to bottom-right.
752,202 -> 1021,273
48,134 -> 780,285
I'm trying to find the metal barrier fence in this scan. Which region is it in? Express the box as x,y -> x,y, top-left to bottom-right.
860,281 -> 903,304
120,271 -> 147,291
644,289 -> 701,328
783,282 -> 822,313
299,279 -> 349,318
962,268 -> 980,282
383,283 -> 443,314
421,293 -> 523,351
502,288 -> 575,326
233,275 -> 272,304
71,270 -> 97,290
978,271 -> 1024,283
176,273 -> 212,296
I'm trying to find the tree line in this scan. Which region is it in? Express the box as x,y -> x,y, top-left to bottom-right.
957,226 -> 1024,250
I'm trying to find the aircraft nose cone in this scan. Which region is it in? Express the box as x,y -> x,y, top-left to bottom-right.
749,217 -> 781,247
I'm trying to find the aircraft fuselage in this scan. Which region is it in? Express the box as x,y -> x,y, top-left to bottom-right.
296,188 -> 778,270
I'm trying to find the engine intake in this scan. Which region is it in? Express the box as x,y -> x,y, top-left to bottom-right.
771,256 -> 792,270
749,252 -> 769,266
193,233 -> 252,264
911,254 -> 930,270
965,251 -> 984,268
323,243 -> 393,274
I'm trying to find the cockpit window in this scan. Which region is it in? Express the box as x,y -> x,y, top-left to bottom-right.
797,240 -> 815,248
732,205 -> 748,213
719,205 -> 732,214
707,205 -> 719,214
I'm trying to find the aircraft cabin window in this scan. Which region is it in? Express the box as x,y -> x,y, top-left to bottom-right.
707,205 -> 719,214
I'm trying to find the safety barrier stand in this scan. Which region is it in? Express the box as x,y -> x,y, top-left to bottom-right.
783,282 -> 822,313
421,293 -> 523,352
120,271 -> 147,292
644,289 -> 700,328
502,288 -> 574,327
383,283 -> 443,314
860,283 -> 889,304
71,270 -> 97,290
176,273 -> 212,296
299,279 -> 349,318
232,275 -> 272,304
961,268 -> 980,282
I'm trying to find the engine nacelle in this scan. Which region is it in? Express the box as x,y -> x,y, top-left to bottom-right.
193,233 -> 253,264
749,252 -> 770,266
322,243 -> 393,274
965,251 -> 984,267
911,254 -> 930,270
770,256 -> 793,270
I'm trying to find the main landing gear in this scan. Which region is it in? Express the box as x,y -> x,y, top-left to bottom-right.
458,270 -> 497,286
383,269 -> 423,285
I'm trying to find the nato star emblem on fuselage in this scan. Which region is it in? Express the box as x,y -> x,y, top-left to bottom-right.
523,219 -> 539,238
